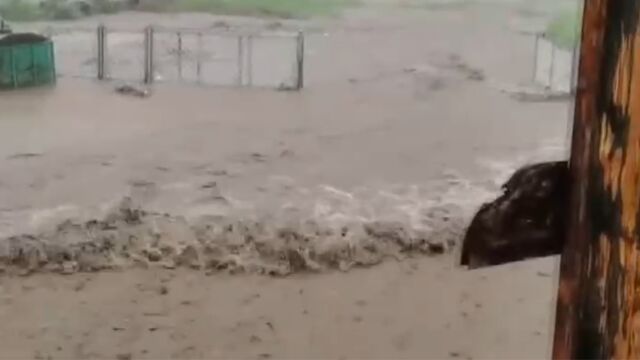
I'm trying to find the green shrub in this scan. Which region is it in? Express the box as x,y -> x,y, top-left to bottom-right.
41,0 -> 80,20
546,8 -> 582,49
94,0 -> 125,14
0,0 -> 43,21
161,0 -> 355,18
1,0 -> 354,22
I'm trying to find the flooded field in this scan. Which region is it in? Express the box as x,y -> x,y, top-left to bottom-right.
0,0 -> 577,358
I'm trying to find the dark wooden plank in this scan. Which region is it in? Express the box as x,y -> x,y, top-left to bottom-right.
553,0 -> 640,358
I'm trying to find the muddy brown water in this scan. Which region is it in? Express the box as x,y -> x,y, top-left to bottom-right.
0,0 -> 576,358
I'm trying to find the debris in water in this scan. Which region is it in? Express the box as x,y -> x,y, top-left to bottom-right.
265,321 -> 275,332
73,278 -> 88,291
266,21 -> 283,30
496,83 -> 571,102
510,90 -> 571,102
466,69 -> 485,81
209,169 -> 229,177
277,83 -> 298,91
60,261 -> 77,275
201,181 -> 218,189
6,152 -> 43,160
250,335 -> 262,344
115,83 -> 151,98
211,20 -> 230,30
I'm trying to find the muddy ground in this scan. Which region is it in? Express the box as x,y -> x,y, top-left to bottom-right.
0,0 -> 576,358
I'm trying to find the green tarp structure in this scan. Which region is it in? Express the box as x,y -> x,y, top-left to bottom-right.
0,32 -> 56,90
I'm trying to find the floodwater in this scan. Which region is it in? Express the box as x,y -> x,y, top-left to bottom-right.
0,0 -> 577,358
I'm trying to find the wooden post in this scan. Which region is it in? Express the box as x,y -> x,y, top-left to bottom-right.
553,0 -> 640,358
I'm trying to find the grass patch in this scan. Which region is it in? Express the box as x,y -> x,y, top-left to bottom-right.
0,0 -> 94,21
545,7 -> 582,49
0,0 -> 43,21
140,0 -> 355,19
1,0 -> 354,22
408,0 -> 471,11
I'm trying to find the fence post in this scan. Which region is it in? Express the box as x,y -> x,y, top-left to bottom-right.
295,31 -> 305,90
196,32 -> 202,84
247,35 -> 253,86
177,31 -> 183,80
552,0 -> 640,358
97,24 -> 106,80
548,41 -> 555,90
44,26 -> 54,39
237,35 -> 244,86
144,26 -> 154,84
569,43 -> 580,95
532,33 -> 539,83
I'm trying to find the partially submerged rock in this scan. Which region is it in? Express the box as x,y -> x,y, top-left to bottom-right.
461,161 -> 569,268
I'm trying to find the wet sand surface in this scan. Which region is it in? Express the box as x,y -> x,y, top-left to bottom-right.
0,0 -> 575,358
0,257 -> 558,359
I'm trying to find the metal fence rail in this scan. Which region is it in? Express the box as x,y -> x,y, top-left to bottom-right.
531,32 -> 579,94
44,25 -> 305,90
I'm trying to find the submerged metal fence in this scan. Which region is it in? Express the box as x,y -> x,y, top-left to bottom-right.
45,25 -> 305,90
531,32 -> 579,94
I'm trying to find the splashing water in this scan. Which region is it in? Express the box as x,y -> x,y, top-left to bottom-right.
0,141 -> 567,276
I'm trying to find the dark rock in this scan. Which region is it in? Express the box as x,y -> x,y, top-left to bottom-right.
461,161 -> 568,268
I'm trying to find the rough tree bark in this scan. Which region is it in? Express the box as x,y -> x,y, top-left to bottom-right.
553,0 -> 640,359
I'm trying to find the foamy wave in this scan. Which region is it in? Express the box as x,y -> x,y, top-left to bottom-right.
0,141 -> 568,276
0,174 -> 494,276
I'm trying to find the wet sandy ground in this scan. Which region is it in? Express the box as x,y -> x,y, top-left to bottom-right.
0,257 -> 558,359
0,0 -> 575,358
